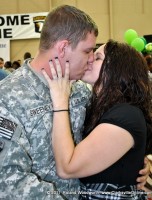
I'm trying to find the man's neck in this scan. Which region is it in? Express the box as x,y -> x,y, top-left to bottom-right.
30,52 -> 53,79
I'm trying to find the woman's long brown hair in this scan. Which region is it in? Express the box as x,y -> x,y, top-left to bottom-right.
84,40 -> 152,154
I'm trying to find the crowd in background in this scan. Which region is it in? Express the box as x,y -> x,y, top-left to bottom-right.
0,52 -> 31,81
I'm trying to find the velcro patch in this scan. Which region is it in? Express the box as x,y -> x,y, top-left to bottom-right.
0,117 -> 17,140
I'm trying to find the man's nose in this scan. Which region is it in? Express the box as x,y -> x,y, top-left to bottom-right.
88,51 -> 94,65
87,54 -> 94,70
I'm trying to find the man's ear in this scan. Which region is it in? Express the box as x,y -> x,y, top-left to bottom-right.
58,40 -> 69,58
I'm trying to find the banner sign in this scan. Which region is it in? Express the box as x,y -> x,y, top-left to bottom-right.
0,12 -> 48,40
0,40 -> 10,61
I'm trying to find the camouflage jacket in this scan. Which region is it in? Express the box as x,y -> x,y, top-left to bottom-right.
0,61 -> 92,200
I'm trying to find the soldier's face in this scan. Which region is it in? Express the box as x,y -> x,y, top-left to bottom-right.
66,32 -> 96,80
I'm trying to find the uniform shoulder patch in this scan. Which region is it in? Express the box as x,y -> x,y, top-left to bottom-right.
0,117 -> 17,140
0,117 -> 22,168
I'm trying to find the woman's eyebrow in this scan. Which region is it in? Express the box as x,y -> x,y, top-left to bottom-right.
95,52 -> 104,58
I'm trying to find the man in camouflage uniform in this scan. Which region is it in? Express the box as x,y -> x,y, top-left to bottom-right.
0,5 -> 98,200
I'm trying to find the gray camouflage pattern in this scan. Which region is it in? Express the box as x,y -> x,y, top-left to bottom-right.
0,60 -> 92,200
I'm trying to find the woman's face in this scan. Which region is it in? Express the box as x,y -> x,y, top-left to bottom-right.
81,44 -> 105,85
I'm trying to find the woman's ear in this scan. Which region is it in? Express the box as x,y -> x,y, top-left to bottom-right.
58,40 -> 69,58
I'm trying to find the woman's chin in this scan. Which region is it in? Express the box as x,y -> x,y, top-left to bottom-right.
81,77 -> 94,85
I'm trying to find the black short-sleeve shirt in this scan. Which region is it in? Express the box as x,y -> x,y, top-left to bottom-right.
80,103 -> 147,185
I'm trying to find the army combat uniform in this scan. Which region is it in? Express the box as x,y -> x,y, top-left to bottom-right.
0,60 -> 91,200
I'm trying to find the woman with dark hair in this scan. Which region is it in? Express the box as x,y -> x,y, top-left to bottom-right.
42,40 -> 152,199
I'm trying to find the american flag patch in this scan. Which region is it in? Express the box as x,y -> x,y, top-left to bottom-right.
0,117 -> 17,140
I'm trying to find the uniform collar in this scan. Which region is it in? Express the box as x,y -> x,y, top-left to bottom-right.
21,59 -> 51,101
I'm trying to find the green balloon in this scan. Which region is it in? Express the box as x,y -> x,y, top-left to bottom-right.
140,37 -> 147,45
124,29 -> 138,44
145,43 -> 152,52
131,38 -> 145,52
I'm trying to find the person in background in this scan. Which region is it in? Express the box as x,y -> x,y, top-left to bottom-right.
143,53 -> 152,82
12,61 -> 21,70
0,57 -> 4,69
4,61 -> 14,73
42,40 -> 152,200
142,53 -> 152,198
143,54 -> 152,72
0,67 -> 8,81
144,155 -> 152,199
23,51 -> 31,61
0,58 -> 9,80
0,5 -> 149,200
